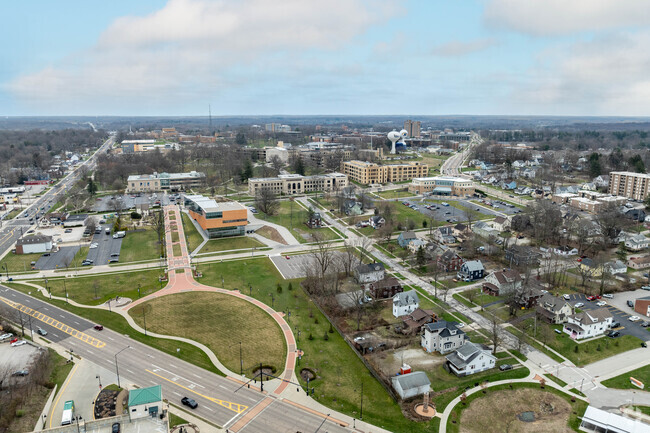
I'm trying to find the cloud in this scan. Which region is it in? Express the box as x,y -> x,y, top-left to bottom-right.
431,38 -> 496,57
8,0 -> 399,113
513,31 -> 650,114
484,0 -> 650,36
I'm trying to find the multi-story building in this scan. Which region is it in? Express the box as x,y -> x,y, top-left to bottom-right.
341,160 -> 429,185
183,195 -> 248,238
609,171 -> 650,200
121,140 -> 179,154
408,176 -> 475,196
126,171 -> 205,193
404,119 -> 421,138
247,173 -> 348,196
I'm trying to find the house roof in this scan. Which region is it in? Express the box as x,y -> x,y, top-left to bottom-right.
439,249 -> 460,261
538,293 -> 570,313
392,371 -> 430,391
393,290 -> 419,307
462,260 -> 484,272
16,235 -> 52,246
491,270 -> 521,285
446,342 -> 491,369
400,231 -> 417,239
356,262 -> 385,274
571,308 -> 612,325
424,320 -> 465,338
368,276 -> 401,290
406,308 -> 434,322
454,223 -> 467,231
493,216 -> 507,225
581,406 -> 650,433
128,385 -> 162,407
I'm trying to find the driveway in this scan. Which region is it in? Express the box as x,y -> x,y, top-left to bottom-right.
91,193 -> 170,212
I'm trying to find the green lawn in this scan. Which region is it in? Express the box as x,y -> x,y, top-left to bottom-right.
260,201 -> 341,243
69,246 -> 89,268
198,236 -> 264,254
196,257 -> 283,291
376,189 -> 415,199
0,252 -> 41,273
31,269 -> 164,305
119,229 -> 162,262
169,413 -> 189,429
5,208 -> 21,219
129,292 -> 286,376
602,364 -> 650,390
387,202 -> 432,229
172,243 -> 181,257
181,213 -> 204,253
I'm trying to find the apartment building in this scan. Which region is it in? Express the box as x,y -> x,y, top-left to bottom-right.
248,173 -> 348,196
126,171 -> 205,193
183,195 -> 248,238
609,171 -> 650,200
404,119 -> 421,138
408,176 -> 475,196
341,160 -> 429,185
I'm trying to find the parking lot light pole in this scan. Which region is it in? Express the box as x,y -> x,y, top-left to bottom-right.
115,346 -> 130,388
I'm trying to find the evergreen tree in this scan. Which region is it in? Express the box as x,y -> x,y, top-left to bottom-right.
87,178 -> 98,196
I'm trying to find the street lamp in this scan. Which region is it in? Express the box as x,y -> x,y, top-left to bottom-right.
74,415 -> 83,433
2,263 -> 7,279
114,346 -> 130,388
96,374 -> 102,389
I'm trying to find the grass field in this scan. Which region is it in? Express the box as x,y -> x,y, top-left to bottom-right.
602,364 -> 650,390
181,213 -> 204,253
119,229 -> 162,262
260,201 -> 341,243
172,243 -> 181,257
448,384 -> 587,433
0,252 -> 42,273
129,292 -> 286,376
36,269 -> 164,305
376,189 -> 415,199
198,236 -> 264,254
196,257 -> 283,290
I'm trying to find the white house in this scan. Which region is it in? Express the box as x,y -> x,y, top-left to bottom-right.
128,385 -> 162,419
393,290 -> 419,318
408,238 -> 427,254
491,216 -> 510,232
15,235 -> 52,255
421,321 -> 467,354
563,308 -> 613,340
482,269 -> 522,296
604,260 -> 627,275
354,263 -> 385,284
445,342 -> 496,377
625,234 -> 649,252
391,371 -> 431,400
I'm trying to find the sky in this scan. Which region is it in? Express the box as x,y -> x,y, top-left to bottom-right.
2,0 -> 650,116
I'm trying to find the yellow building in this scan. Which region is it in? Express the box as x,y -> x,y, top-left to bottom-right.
341,160 -> 429,185
183,195 -> 248,238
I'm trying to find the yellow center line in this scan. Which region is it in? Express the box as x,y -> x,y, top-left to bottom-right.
146,369 -> 248,414
49,362 -> 80,428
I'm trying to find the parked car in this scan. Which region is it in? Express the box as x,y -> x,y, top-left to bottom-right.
629,316 -> 641,322
0,333 -> 13,341
642,286 -> 650,291
11,340 -> 27,347
602,294 -> 614,299
641,321 -> 649,328
554,329 -> 562,334
607,331 -> 621,338
586,295 -> 596,301
112,422 -> 120,433
36,328 -> 47,336
611,321 -> 621,329
627,300 -> 635,308
353,336 -> 365,343
596,301 -> 607,307
64,229 -> 72,233
181,397 -> 198,409
12,370 -> 29,376
94,325 -> 103,331
499,364 -> 513,371
563,294 -> 571,300
574,302 -> 584,308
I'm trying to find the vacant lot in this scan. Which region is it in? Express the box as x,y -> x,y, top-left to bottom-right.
376,189 -> 415,199
129,292 -> 286,376
260,201 -> 340,243
0,252 -> 41,274
456,387 -> 578,433
119,229 -> 162,262
199,236 -> 264,254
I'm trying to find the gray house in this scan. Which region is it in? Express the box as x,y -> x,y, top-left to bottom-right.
421,321 -> 467,354
391,371 -> 431,400
393,290 -> 420,318
446,342 -> 496,377
354,263 -> 385,284
536,293 -> 573,324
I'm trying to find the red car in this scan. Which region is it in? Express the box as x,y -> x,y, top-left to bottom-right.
586,296 -> 596,301
10,337 -> 18,344
595,295 -> 602,299
285,255 -> 290,260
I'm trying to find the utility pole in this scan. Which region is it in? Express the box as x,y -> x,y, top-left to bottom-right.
259,363 -> 264,392
239,341 -> 243,376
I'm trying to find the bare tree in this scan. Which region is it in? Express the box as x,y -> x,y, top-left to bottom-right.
488,313 -> 501,355
341,241 -> 359,276
254,188 -> 280,216
596,203 -> 628,245
346,289 -> 368,331
465,207 -> 480,231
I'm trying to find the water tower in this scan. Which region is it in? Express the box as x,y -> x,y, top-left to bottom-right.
387,129 -> 409,154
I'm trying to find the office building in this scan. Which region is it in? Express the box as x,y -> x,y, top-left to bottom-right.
404,120 -> 421,138
183,195 -> 248,238
408,176 -> 475,196
126,171 -> 205,193
341,161 -> 429,185
609,171 -> 650,200
248,173 -> 348,196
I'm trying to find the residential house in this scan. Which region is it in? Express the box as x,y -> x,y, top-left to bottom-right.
437,249 -> 464,272
457,260 -> 484,281
433,227 -> 455,244
522,168 -> 537,179
581,182 -> 597,191
624,208 -> 646,222
593,175 -> 609,188
421,320 -> 467,354
512,160 -> 526,169
505,245 -> 541,267
393,290 -> 420,318
391,371 -> 431,400
536,293 -> 574,324
128,385 -> 163,419
482,270 -> 522,296
397,231 -> 417,248
515,186 -> 532,195
625,233 -> 649,252
344,200 -> 363,216
408,238 -> 427,254
604,260 -> 627,275
515,286 -> 545,309
473,221 -> 499,239
563,308 -> 613,340
629,256 -> 650,270
579,257 -> 603,277
445,342 -> 497,377
503,181 -> 517,190
355,263 -> 386,284
369,215 -> 385,228
364,277 -> 403,299
401,308 -> 436,334
452,223 -> 469,238
491,216 -> 510,232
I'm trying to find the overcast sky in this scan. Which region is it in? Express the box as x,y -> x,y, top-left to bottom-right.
3,0 -> 650,116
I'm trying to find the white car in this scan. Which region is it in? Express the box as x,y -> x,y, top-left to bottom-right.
629,316 -> 641,322
596,301 -> 607,307
602,294 -> 614,299
563,294 -> 571,300
456,322 -> 465,328
353,336 -> 365,343
0,333 -> 13,341
574,302 -> 584,308
89,243 -> 99,249
11,340 -> 27,347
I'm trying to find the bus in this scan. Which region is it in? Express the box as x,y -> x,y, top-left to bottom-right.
61,400 -> 75,426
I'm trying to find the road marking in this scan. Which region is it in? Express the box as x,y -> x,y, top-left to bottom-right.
146,369 -> 248,414
173,392 -> 182,397
126,369 -> 134,374
192,373 -> 202,379
204,406 -> 214,412
169,363 -> 177,368
73,321 -> 80,325
0,297 -> 106,349
108,337 -> 115,341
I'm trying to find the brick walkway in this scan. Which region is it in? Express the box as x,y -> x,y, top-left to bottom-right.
125,205 -> 298,396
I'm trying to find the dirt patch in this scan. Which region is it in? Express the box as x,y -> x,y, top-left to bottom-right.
256,226 -> 287,245
252,366 -> 276,379
459,388 -> 573,433
371,348 -> 444,377
300,368 -> 317,381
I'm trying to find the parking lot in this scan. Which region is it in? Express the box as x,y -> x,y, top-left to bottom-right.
35,245 -> 81,270
91,193 -> 170,212
85,230 -> 123,266
0,339 -> 42,374
564,291 -> 650,341
401,197 -> 512,224
271,252 -> 361,279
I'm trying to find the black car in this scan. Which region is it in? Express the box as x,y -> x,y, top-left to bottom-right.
627,300 -> 634,308
112,423 -> 120,433
499,364 -> 513,371
607,331 -> 621,338
181,397 -> 198,409
611,321 -> 621,329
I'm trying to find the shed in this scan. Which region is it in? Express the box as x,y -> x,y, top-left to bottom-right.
391,371 -> 431,400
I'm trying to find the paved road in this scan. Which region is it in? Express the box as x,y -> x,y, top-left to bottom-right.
0,285 -> 350,433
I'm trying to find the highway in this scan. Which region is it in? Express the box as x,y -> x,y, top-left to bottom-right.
0,285 -> 350,432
